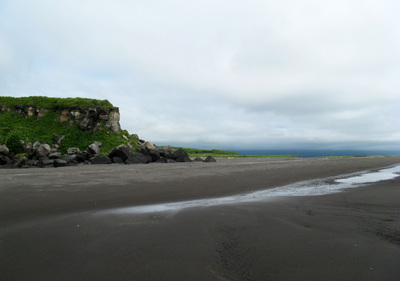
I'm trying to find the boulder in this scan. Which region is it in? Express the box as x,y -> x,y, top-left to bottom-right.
54,159 -> 68,167
154,158 -> 168,163
0,156 -> 12,167
112,157 -> 124,164
125,153 -> 152,164
76,151 -> 91,162
38,158 -> 55,168
90,155 -> 112,165
88,143 -> 100,155
204,156 -> 217,162
94,141 -> 102,147
160,145 -> 176,158
35,144 -> 51,159
139,141 -> 156,151
194,157 -> 204,162
32,141 -> 40,149
108,145 -> 133,161
53,133 -> 65,144
147,149 -> 161,162
62,154 -> 77,165
48,152 -> 62,159
67,147 -> 81,155
0,145 -> 9,156
172,149 -> 192,162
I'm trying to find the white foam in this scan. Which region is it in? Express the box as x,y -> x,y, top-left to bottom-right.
335,165 -> 400,184
97,165 -> 400,216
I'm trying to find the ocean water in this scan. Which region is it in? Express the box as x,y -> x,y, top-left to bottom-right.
233,149 -> 400,158
96,165 -> 400,216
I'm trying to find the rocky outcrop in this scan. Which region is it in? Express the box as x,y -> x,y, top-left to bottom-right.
0,139 -> 219,168
0,105 -> 121,134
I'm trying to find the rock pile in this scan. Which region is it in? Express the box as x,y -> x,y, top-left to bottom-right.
0,140 -> 216,169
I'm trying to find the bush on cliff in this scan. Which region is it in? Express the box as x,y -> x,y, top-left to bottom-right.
5,131 -> 24,154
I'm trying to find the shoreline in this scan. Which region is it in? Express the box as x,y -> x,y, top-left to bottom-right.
1,156 -> 400,280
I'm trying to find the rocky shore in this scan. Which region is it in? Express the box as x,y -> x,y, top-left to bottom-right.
0,139 -> 216,169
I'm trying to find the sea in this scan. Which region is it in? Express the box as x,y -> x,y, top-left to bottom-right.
232,149 -> 400,158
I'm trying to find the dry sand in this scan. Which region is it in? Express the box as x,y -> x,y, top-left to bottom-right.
1,156 -> 400,280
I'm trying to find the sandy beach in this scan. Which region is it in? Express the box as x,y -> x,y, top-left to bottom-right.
1,156 -> 400,281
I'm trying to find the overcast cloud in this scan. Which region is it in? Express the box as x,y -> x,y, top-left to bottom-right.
1,0 -> 399,151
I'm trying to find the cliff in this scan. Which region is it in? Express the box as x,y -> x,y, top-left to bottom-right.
0,96 -> 121,133
0,96 -> 134,154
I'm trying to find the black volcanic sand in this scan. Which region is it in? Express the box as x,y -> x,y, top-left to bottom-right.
1,156 -> 400,281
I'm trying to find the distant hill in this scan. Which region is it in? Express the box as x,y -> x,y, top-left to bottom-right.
0,96 -> 138,154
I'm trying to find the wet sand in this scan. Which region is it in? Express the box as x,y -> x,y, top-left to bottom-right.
1,156 -> 400,280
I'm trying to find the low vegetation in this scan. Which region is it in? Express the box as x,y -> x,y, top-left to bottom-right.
0,96 -> 115,109
175,147 -> 298,158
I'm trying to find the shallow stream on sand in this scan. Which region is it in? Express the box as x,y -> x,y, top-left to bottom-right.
98,165 -> 400,216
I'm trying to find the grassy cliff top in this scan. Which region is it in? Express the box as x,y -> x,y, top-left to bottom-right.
0,96 -> 115,109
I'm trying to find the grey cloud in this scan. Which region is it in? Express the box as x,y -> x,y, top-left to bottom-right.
0,0 -> 399,151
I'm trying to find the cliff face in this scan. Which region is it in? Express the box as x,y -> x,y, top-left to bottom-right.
0,105 -> 121,134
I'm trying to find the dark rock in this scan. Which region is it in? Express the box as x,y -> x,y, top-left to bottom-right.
157,146 -> 176,158
112,157 -> 124,164
0,156 -> 12,167
35,144 -> 51,159
154,158 -> 168,163
38,159 -> 55,168
48,152 -> 62,159
172,149 -> 192,162
109,145 -> 133,161
62,154 -> 78,166
163,145 -> 176,156
147,149 -> 161,162
90,155 -> 112,165
88,143 -> 100,155
204,156 -> 217,162
67,147 -> 81,155
76,151 -> 91,162
0,144 -> 10,156
62,154 -> 76,161
125,153 -> 151,164
194,157 -> 204,162
54,159 -> 68,167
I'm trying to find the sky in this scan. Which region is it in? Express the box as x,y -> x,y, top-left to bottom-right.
0,0 -> 399,151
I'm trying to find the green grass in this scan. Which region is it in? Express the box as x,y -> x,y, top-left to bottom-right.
174,147 -> 298,158
0,96 -> 115,109
0,108 -> 136,154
